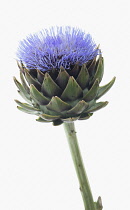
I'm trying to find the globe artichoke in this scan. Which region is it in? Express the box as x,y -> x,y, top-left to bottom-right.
14,27 -> 115,126
14,27 -> 116,210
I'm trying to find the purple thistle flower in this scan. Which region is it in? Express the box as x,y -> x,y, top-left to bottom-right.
17,26 -> 100,72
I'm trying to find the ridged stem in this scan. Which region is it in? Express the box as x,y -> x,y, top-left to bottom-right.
63,122 -> 96,210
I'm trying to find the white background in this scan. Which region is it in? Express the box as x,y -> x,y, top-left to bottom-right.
0,0 -> 130,210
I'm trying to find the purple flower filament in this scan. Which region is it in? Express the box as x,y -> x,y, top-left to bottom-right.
17,26 -> 100,72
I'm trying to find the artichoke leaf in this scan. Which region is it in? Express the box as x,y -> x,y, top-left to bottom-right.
20,72 -> 30,94
76,64 -> 89,89
41,73 -> 62,97
17,61 -> 25,73
83,79 -> 99,102
17,106 -> 40,115
61,76 -> 83,101
85,101 -> 108,113
40,113 -> 61,121
67,100 -> 89,115
37,69 -> 44,84
30,84 -> 50,105
13,77 -> 31,102
15,100 -> 41,112
79,113 -> 93,120
24,69 -> 41,90
47,96 -> 72,112
70,63 -> 80,77
87,57 -> 97,77
91,55 -> 104,84
55,67 -> 69,89
96,77 -> 116,99
36,117 -> 50,123
18,90 -> 31,104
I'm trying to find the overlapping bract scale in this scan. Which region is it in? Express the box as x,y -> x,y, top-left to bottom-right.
14,55 -> 115,125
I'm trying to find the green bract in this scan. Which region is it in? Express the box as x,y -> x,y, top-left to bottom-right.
14,55 -> 115,126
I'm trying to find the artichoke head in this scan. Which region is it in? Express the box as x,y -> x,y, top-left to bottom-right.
14,55 -> 115,126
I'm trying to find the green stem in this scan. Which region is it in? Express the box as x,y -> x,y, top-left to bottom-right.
63,122 -> 96,210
